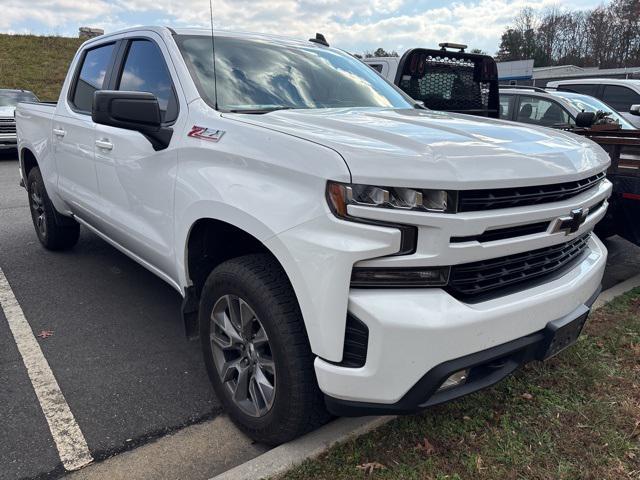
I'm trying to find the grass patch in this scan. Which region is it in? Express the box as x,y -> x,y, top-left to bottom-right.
0,34 -> 83,101
281,289 -> 640,480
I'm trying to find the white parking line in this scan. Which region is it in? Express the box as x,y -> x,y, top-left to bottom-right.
0,267 -> 93,471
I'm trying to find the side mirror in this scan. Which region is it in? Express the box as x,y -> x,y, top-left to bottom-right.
575,111 -> 596,128
630,104 -> 640,116
92,90 -> 173,150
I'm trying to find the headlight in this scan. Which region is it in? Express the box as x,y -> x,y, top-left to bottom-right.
326,181 -> 418,256
326,181 -> 456,215
351,266 -> 450,288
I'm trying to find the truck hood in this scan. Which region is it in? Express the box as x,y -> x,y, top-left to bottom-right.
0,106 -> 15,118
229,108 -> 610,189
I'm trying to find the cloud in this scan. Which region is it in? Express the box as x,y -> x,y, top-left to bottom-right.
0,0 -> 599,54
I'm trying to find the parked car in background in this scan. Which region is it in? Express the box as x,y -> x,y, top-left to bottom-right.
0,89 -> 38,150
17,27 -> 611,445
546,79 -> 640,128
365,43 -> 500,118
499,86 -> 635,130
500,86 -> 640,246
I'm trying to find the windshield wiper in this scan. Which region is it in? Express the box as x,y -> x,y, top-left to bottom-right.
225,106 -> 294,114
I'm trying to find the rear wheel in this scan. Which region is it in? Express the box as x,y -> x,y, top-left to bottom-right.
27,167 -> 80,250
199,254 -> 330,445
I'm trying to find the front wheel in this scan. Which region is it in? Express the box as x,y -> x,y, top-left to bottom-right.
199,254 -> 330,445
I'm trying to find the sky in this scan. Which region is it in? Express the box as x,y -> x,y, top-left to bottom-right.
1,0 -> 602,55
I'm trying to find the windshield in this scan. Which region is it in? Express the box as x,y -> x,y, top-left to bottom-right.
0,90 -> 38,107
176,35 -> 413,112
551,91 -> 635,130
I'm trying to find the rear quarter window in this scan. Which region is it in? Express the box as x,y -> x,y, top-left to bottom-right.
499,95 -> 515,119
70,43 -> 117,112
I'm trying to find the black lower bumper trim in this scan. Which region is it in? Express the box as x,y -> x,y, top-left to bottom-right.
325,285 -> 601,417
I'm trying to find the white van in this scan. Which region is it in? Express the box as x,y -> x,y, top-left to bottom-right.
546,79 -> 640,128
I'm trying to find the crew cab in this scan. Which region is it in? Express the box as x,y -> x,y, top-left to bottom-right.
0,89 -> 38,150
16,27 -> 611,445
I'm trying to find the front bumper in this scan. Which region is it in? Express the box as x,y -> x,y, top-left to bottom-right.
315,235 -> 607,408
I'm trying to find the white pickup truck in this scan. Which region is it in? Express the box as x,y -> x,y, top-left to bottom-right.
16,27 -> 612,445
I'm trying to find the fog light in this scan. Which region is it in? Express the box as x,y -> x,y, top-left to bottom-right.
438,369 -> 469,391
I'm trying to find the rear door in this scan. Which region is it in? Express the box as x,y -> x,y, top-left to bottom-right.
55,41 -> 118,221
92,34 -> 184,280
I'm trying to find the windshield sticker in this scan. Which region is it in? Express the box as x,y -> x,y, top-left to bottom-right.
188,126 -> 225,142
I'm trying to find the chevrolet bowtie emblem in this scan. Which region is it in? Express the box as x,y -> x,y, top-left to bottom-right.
553,208 -> 589,235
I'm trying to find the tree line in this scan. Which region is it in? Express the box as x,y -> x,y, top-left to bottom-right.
496,0 -> 640,68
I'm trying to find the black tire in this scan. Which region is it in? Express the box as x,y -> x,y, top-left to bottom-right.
26,167 -> 80,251
199,254 -> 330,445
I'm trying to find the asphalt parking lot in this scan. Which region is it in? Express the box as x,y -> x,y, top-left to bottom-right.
0,151 -> 222,480
1,149 -> 639,480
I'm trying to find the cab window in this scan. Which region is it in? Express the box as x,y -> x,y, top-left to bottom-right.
117,39 -> 178,123
516,96 -> 571,126
601,85 -> 640,112
499,95 -> 515,119
71,43 -> 116,112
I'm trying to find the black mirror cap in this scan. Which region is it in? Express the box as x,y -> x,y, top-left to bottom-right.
575,111 -> 596,128
630,104 -> 640,116
92,90 -> 162,133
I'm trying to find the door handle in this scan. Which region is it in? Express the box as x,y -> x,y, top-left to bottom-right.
95,139 -> 113,151
53,128 -> 66,138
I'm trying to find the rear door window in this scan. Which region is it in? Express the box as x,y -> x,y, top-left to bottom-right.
71,43 -> 116,112
516,96 -> 572,126
601,85 -> 640,112
117,39 -> 178,123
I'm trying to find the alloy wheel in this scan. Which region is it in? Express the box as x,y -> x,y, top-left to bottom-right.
209,294 -> 276,417
29,183 -> 47,237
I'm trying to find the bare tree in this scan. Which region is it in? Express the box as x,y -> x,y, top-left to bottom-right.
497,0 -> 640,68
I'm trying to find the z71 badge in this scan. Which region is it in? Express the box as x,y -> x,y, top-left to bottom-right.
188,126 -> 225,142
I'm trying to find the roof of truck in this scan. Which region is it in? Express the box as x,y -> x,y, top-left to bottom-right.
83,26 -> 331,50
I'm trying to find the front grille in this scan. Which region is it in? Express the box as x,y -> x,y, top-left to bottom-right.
451,221 -> 550,243
0,118 -> 16,134
448,234 -> 591,300
457,172 -> 605,212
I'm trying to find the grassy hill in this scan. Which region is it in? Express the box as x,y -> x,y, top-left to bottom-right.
0,34 -> 84,101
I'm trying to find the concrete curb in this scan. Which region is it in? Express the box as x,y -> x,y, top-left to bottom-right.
592,274 -> 640,310
211,416 -> 394,480
212,276 -> 640,480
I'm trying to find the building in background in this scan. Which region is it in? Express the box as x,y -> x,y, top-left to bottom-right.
497,60 -> 640,87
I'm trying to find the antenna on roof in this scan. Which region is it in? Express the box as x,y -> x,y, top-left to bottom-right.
309,33 -> 329,47
209,0 -> 219,110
